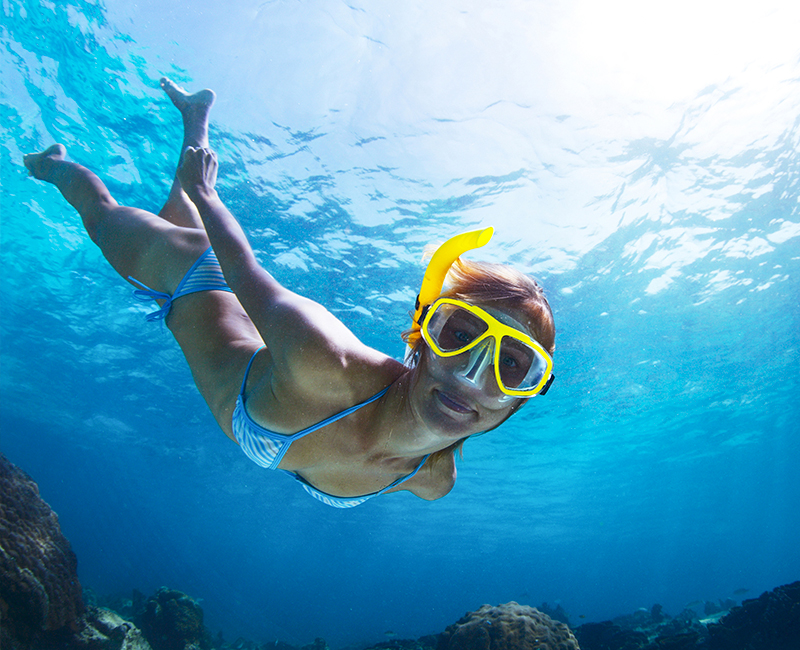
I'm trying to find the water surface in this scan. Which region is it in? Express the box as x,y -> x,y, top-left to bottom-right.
1,0 -> 799,646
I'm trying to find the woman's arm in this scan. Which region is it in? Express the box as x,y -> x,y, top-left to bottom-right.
177,146 -> 372,387
177,146 -> 271,294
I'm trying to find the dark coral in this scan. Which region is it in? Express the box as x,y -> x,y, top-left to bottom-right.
361,639 -> 438,650
574,620 -> 648,650
573,605 -> 710,650
537,602 -> 572,627
0,452 -> 85,649
437,602 -> 580,650
574,581 -> 800,650
72,606 -> 153,649
136,587 -> 213,650
707,581 -> 800,650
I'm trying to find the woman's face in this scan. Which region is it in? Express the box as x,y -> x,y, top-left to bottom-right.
410,301 -> 534,437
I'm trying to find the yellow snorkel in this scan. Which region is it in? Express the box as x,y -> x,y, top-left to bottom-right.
409,227 -> 494,344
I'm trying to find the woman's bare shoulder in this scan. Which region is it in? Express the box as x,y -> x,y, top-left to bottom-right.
263,291 -> 402,393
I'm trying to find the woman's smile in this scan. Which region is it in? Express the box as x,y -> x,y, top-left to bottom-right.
434,388 -> 474,415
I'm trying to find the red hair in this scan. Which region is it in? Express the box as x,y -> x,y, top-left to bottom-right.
403,258 -> 555,354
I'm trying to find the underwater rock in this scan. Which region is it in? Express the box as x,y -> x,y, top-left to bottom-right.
225,637 -> 262,650
0,452 -> 85,649
136,587 -> 213,650
573,620 -> 648,650
437,602 -> 579,650
536,602 -> 572,626
702,599 -> 736,617
573,606 -> 710,650
649,604 -> 664,624
706,580 -> 800,650
73,606 -> 153,649
300,639 -> 329,650
359,638 -> 438,650
89,587 -> 149,622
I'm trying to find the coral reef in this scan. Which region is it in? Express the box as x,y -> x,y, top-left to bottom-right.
0,453 -> 153,650
135,587 -> 214,650
574,581 -> 800,650
73,607 -> 153,649
79,583 -> 799,650
574,620 -> 649,650
707,581 -> 800,650
4,450 -> 798,650
360,639 -> 438,650
437,602 -> 580,650
536,602 -> 571,627
0,452 -> 85,649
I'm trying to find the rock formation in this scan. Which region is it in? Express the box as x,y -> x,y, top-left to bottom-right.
437,602 -> 580,650
707,581 -> 800,650
0,452 -> 85,649
136,587 -> 213,650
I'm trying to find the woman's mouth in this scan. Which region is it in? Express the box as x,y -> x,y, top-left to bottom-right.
435,389 -> 473,414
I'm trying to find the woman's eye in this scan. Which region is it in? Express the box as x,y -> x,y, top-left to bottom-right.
454,329 -> 474,343
500,354 -> 518,369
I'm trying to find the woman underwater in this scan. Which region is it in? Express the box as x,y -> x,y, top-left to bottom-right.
24,78 -> 556,508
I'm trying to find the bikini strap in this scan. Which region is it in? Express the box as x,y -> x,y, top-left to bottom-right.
129,277 -> 173,322
289,384 -> 391,441
240,346 -> 266,395
378,453 -> 431,494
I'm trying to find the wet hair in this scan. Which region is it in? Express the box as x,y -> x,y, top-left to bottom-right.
402,257 -> 556,355
401,257 -> 556,469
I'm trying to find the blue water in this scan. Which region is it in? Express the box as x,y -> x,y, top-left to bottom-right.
2,0 -> 800,647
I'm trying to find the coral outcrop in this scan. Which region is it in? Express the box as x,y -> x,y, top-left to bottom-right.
74,607 -> 153,649
574,581 -> 800,650
361,639 -> 437,650
574,620 -> 648,650
437,602 -> 580,650
0,452 -> 85,649
136,587 -> 213,650
707,581 -> 800,650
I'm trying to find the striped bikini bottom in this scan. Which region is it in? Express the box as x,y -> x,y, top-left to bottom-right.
128,246 -> 233,322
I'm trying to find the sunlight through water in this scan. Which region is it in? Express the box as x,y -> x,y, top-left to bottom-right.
1,0 -> 799,646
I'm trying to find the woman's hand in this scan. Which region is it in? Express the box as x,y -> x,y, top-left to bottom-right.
178,146 -> 218,200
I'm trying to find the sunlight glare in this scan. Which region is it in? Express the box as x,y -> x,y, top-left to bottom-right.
562,0 -> 800,104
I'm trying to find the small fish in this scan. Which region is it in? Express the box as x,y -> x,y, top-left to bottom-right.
384,631 -> 397,637
686,600 -> 703,607
579,615 -> 586,619
733,588 -> 750,596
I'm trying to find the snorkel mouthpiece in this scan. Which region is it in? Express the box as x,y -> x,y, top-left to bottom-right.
410,227 -> 494,336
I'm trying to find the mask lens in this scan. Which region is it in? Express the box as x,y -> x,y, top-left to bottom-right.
498,336 -> 546,391
423,299 -> 553,397
428,304 -> 489,352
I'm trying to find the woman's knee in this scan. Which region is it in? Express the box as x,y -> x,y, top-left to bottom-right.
90,207 -> 172,276
82,198 -> 122,244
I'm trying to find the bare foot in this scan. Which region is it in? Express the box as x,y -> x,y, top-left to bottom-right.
160,77 -> 216,118
24,144 -> 67,181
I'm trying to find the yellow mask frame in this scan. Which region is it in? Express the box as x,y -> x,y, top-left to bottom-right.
407,227 -> 555,397
421,298 -> 554,397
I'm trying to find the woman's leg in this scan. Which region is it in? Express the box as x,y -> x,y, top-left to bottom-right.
24,90 -> 265,436
24,145 -> 262,437
23,145 -> 207,294
157,78 -> 216,229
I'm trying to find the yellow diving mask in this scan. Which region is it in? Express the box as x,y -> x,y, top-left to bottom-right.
421,298 -> 554,397
409,227 -> 555,398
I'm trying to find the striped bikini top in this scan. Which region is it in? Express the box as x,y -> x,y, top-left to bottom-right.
231,348 -> 430,508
